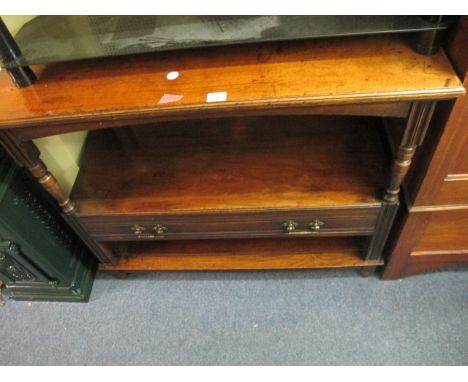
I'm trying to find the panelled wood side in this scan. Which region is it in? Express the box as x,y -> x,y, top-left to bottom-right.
382,17 -> 468,279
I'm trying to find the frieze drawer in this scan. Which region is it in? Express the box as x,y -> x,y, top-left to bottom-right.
77,206 -> 381,241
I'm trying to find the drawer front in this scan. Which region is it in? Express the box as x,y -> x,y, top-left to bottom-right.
435,178 -> 468,206
414,209 -> 468,253
78,206 -> 380,241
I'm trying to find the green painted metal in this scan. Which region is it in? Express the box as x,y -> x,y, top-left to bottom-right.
0,149 -> 96,302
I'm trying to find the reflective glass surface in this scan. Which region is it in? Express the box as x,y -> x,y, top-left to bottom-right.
0,15 -> 451,69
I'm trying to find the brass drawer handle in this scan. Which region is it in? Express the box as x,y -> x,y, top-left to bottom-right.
283,220 -> 299,232
282,219 -> 324,235
309,219 -> 324,232
131,224 -> 145,235
130,224 -> 168,238
153,224 -> 168,236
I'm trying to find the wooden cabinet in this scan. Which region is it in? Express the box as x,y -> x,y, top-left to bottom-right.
0,33 -> 464,274
382,18 -> 468,279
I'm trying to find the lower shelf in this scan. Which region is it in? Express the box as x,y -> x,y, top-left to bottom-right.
99,237 -> 382,271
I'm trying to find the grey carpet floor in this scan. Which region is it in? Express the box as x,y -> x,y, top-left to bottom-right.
0,268 -> 467,365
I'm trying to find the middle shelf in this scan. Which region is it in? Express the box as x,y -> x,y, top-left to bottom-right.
70,115 -> 389,241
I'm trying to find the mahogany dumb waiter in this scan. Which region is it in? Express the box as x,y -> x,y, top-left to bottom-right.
0,22 -> 464,274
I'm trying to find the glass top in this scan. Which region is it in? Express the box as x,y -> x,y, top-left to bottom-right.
0,15 -> 452,69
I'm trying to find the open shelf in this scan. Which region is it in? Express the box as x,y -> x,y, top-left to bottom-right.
71,115 -> 388,216
100,237 -> 382,271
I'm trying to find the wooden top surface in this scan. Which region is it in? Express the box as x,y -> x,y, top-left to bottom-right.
71,116 -> 386,215
0,35 -> 464,131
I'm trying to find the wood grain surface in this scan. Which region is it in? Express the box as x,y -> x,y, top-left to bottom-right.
100,237 -> 383,271
413,209 -> 468,253
0,35 -> 463,132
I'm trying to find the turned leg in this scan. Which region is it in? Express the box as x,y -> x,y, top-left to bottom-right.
366,101 -> 436,261
384,101 -> 436,203
0,130 -> 116,264
28,160 -> 76,213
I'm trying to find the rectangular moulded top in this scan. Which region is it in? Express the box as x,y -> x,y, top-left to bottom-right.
0,35 -> 464,132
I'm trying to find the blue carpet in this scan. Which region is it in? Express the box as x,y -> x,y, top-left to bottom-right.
0,268 -> 467,365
